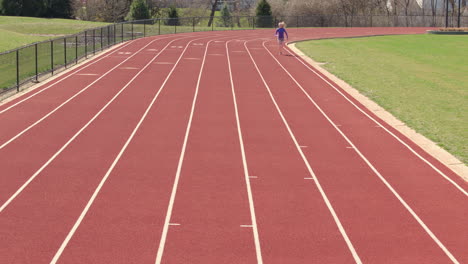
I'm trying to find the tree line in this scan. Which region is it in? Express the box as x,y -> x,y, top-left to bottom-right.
1,0 -> 73,18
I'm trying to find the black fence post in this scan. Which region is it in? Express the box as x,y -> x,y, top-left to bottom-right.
85,30 -> 88,59
64,38 -> 67,68
158,19 -> 161,35
175,22 -> 177,34
212,19 -> 214,31
144,20 -> 146,37
121,23 -> 124,42
107,25 -> 110,46
75,35 -> 78,64
131,21 -> 134,40
51,41 -> 54,75
458,0 -> 461,28
193,17 -> 195,32
94,30 -> 98,52
446,0 -> 449,28
35,43 -> 38,82
253,17 -> 255,29
100,28 -> 103,50
16,50 -> 19,92
113,24 -> 116,44
297,16 -> 299,28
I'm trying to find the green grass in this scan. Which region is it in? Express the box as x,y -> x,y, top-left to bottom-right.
296,35 -> 468,164
0,16 -> 108,52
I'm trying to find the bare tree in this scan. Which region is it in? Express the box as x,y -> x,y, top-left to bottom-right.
207,0 -> 219,27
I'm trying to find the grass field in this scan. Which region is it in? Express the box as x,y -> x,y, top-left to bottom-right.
0,16 -> 109,52
296,35 -> 468,164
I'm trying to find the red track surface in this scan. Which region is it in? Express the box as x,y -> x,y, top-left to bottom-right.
0,28 -> 467,264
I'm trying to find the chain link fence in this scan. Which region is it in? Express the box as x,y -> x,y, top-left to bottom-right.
1,14 -> 467,100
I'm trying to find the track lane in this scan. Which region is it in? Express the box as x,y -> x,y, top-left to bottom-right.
0,27 -> 464,263
283,44 -> 468,194
0,36 -> 204,264
266,41 -> 468,262
245,39 -> 457,263
227,39 -> 358,263
0,35 -> 199,206
49,35 -> 222,264
0,35 -> 183,147
156,36 -> 258,263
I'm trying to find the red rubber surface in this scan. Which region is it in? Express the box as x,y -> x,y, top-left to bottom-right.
0,28 -> 467,264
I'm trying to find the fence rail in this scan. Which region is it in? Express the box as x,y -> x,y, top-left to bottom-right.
1,14 -> 467,100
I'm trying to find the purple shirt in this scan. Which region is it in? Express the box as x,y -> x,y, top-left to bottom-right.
276,28 -> 288,39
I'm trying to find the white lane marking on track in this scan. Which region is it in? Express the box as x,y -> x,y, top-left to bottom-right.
249,176 -> 258,179
300,145 -> 308,148
284,46 -> 468,196
156,37 -> 211,264
245,40 -> 363,264
0,41 -> 134,115
49,36 -> 208,264
304,178 -> 314,180
154,62 -> 175,65
155,36 -> 235,264
266,42 -> 461,264
120,67 -> 139,70
118,52 -> 132,55
0,37 -> 170,152
227,39 -> 264,264
76,73 -> 100,76
240,225 -> 253,228
0,36 -> 192,213
168,223 -> 181,226
154,34 -> 251,263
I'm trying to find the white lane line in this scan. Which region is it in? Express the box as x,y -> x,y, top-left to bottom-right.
304,178 -> 314,180
120,67 -> 140,70
265,42 -> 461,264
49,36 -> 208,264
285,46 -> 467,196
155,36 -> 231,264
0,36 -> 191,214
249,176 -> 258,179
241,225 -> 253,228
227,40 -> 263,264
168,223 -> 181,226
245,41 -> 363,264
0,38 -> 140,114
76,73 -> 100,76
0,37 -> 174,151
300,145 -> 308,148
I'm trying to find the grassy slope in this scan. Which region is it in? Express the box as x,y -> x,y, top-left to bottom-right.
0,16 -> 108,52
296,35 -> 468,164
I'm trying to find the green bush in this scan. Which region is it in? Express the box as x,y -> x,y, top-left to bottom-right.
255,0 -> 273,28
125,0 -> 150,21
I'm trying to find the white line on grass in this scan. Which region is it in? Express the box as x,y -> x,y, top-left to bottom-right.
265,41 -> 460,264
245,40 -> 363,264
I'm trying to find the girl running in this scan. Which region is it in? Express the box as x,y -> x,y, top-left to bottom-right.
275,22 -> 289,55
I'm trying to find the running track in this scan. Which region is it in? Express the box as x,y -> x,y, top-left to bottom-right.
1,28 -> 467,264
